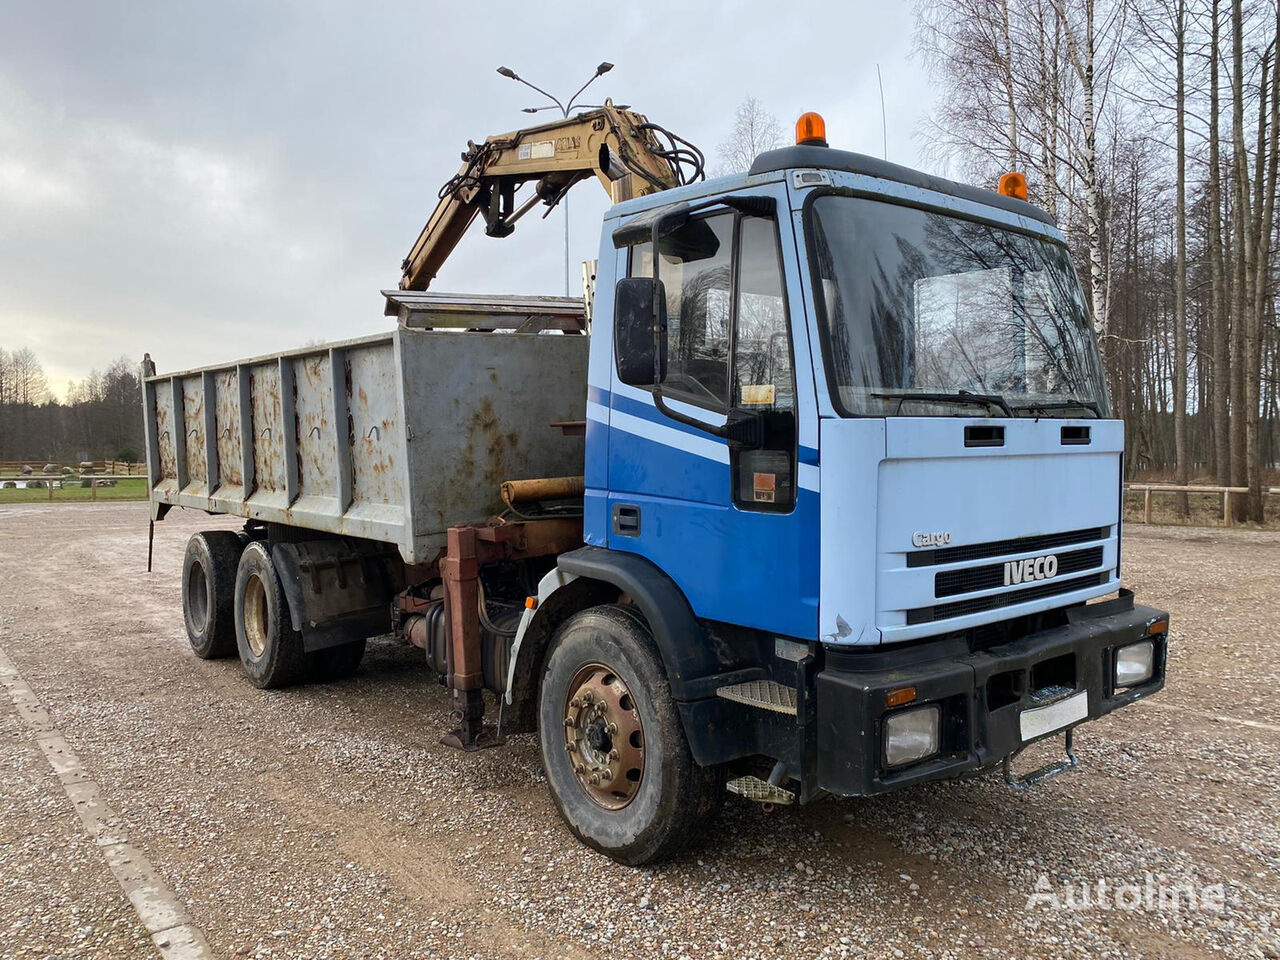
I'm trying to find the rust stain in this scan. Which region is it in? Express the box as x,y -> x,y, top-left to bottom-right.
293,369 -> 304,497
251,365 -> 283,493
215,370 -> 243,487
154,394 -> 177,480
183,378 -> 207,486
457,395 -> 527,489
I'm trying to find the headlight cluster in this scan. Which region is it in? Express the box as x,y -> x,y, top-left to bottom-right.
883,704 -> 940,768
1114,640 -> 1154,688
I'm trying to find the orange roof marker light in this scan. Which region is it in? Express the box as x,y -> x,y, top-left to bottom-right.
796,112 -> 828,147
998,171 -> 1029,201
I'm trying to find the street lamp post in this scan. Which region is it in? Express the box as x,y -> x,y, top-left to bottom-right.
496,62 -> 614,297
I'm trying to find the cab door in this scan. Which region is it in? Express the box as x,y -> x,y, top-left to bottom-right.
604,186 -> 819,639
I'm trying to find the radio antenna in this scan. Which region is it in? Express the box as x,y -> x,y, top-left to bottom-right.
876,64 -> 888,160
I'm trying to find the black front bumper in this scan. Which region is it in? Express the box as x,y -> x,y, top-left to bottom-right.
815,590 -> 1168,796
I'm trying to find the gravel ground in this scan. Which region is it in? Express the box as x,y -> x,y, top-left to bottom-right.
0,502 -> 1276,959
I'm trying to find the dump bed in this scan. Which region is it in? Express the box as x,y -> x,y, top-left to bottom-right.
143,325 -> 588,564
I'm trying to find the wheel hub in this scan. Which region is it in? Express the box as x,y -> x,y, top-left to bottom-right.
243,574 -> 269,658
563,664 -> 645,810
186,560 -> 209,630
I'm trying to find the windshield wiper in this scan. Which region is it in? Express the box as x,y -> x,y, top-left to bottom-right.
1010,399 -> 1103,418
871,389 -> 1014,418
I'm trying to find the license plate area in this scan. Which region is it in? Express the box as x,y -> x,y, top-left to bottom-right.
1019,689 -> 1088,742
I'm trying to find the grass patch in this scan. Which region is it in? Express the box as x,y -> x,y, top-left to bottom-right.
0,477 -> 149,503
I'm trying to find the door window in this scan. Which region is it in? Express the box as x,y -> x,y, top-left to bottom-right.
731,215 -> 796,511
625,207 -> 797,512
630,214 -> 734,410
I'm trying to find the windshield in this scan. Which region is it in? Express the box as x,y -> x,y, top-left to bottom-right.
808,195 -> 1110,418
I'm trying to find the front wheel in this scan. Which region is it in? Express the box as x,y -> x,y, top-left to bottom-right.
538,604 -> 722,865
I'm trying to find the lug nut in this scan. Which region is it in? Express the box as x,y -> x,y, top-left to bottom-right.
570,698 -> 581,709
582,691 -> 594,704
563,717 -> 574,727
566,741 -> 576,752
606,722 -> 618,736
575,764 -> 585,774
589,773 -> 601,785
599,769 -> 613,782
608,749 -> 619,761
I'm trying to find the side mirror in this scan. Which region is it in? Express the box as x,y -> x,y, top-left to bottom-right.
613,277 -> 667,386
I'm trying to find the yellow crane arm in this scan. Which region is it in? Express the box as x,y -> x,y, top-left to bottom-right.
399,101 -> 702,291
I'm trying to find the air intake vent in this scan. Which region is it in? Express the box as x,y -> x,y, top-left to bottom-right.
934,546 -> 1105,598
907,527 -> 1109,568
964,425 -> 1004,447
906,572 -> 1110,625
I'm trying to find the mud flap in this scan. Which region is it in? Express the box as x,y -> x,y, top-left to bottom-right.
270,540 -> 404,652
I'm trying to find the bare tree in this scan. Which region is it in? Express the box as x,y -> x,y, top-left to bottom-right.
1134,0 -> 1192,512
717,97 -> 784,174
1049,0 -> 1128,340
10,348 -> 48,406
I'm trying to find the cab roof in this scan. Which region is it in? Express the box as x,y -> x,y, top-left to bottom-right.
748,145 -> 1056,227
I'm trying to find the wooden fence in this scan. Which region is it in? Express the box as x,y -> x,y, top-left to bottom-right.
1125,483 -> 1280,525
0,460 -> 145,476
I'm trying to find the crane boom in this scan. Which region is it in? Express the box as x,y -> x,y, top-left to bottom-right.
399,101 -> 703,291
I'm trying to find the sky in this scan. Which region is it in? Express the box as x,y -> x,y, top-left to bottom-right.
0,1 -> 939,398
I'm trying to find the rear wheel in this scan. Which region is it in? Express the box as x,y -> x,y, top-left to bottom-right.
233,542 -> 305,688
181,531 -> 242,659
538,604 -> 722,865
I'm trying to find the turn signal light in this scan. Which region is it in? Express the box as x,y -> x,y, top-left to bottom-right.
796,112 -> 828,147
1145,618 -> 1168,637
525,596 -> 537,610
886,685 -> 917,708
998,171 -> 1028,200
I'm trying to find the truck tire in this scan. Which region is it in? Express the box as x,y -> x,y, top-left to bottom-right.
309,640 -> 366,681
538,604 -> 723,865
233,541 -> 306,689
182,531 -> 242,659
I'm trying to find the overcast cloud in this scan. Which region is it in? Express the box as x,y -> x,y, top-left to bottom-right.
0,1 -> 938,395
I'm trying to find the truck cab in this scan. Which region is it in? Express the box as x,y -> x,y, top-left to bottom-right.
513,135 -> 1168,839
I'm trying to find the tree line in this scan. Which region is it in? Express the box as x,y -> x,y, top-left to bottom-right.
914,0 -> 1280,520
0,348 -> 144,467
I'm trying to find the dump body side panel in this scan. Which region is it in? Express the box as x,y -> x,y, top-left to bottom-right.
397,329 -> 589,562
144,328 -> 589,564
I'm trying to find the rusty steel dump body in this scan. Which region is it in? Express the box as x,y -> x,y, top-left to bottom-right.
143,327 -> 589,564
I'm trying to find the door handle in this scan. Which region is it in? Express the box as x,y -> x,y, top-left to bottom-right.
612,503 -> 641,537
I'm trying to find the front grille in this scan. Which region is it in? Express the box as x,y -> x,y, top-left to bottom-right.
906,526 -> 1109,568
934,546 -> 1105,598
906,572 -> 1110,625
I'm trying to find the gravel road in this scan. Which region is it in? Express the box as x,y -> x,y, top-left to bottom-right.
0,502 -> 1276,959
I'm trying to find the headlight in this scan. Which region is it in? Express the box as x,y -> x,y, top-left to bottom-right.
884,704 -> 940,768
1114,640 -> 1154,688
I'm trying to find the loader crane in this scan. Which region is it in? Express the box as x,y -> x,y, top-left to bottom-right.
399,100 -> 704,290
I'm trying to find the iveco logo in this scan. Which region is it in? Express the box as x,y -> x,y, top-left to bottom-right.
1004,554 -> 1059,586
912,531 -> 952,548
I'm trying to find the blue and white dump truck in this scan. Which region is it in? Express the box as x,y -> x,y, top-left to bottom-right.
144,108 -> 1169,864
